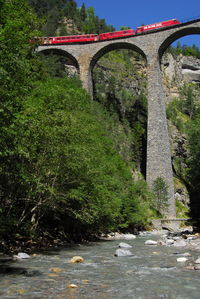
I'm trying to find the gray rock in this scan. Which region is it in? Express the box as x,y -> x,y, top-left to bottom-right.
103,232 -> 136,240
174,240 -> 187,247
123,234 -> 136,240
114,249 -> 133,257
145,240 -> 158,245
180,252 -> 191,257
14,252 -> 31,259
194,258 -> 200,264
166,239 -> 174,245
118,242 -> 132,248
177,257 -> 188,262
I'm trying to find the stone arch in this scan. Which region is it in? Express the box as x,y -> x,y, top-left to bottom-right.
158,27 -> 200,60
37,48 -> 79,71
89,41 -> 148,176
89,42 -> 147,71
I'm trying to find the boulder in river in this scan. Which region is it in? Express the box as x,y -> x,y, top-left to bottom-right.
118,242 -> 132,248
114,249 -> 133,257
165,239 -> 174,245
145,240 -> 158,245
67,284 -> 78,288
102,232 -> 136,240
194,257 -> 200,264
123,234 -> 136,240
177,257 -> 188,262
69,256 -> 84,263
174,240 -> 187,247
13,252 -> 31,260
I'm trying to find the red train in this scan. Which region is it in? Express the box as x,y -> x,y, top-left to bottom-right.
135,19 -> 180,34
38,34 -> 99,45
34,19 -> 180,45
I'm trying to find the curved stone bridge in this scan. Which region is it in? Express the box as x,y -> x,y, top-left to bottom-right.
37,19 -> 200,217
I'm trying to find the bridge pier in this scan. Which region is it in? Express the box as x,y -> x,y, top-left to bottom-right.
146,54 -> 175,217
78,55 -> 93,97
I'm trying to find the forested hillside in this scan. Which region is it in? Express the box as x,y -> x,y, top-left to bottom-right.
28,0 -> 115,35
0,0 -> 155,252
1,0 -> 200,253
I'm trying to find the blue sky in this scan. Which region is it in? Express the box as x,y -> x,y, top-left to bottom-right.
76,0 -> 200,47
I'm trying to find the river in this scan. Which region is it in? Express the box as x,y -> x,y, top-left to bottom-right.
0,233 -> 200,298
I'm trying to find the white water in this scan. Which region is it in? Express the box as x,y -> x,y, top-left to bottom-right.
0,235 -> 200,298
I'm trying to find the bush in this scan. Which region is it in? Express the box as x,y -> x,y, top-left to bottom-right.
152,177 -> 169,215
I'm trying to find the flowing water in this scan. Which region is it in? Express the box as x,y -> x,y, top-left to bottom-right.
0,234 -> 200,298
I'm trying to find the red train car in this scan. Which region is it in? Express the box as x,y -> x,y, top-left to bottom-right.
99,29 -> 135,41
136,19 -> 180,34
51,34 -> 98,44
33,34 -> 98,45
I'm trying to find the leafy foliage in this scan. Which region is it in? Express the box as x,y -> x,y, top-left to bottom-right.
187,115 -> 200,192
168,42 -> 200,59
1,78 -> 152,239
93,49 -> 147,173
167,83 -> 200,221
186,115 -> 200,220
152,177 -> 169,215
166,83 -> 199,132
0,0 -> 43,239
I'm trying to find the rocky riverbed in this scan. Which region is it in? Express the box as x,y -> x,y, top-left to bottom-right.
1,229 -> 200,298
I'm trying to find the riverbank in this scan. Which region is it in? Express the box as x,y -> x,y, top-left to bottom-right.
1,225 -> 200,256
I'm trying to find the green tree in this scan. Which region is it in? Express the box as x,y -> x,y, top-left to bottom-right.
0,0 -> 43,238
153,177 -> 169,215
63,0 -> 77,19
120,26 -> 131,30
13,77 -> 152,237
80,3 -> 86,21
187,116 -> 200,192
29,0 -> 66,16
180,83 -> 197,119
186,115 -> 200,221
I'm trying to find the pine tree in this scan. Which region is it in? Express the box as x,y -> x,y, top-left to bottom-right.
80,3 -> 86,21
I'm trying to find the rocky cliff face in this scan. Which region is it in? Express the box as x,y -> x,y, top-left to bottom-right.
162,53 -> 200,214
162,53 -> 200,99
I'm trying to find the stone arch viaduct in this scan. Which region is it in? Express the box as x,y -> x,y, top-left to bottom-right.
38,19 -> 200,217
